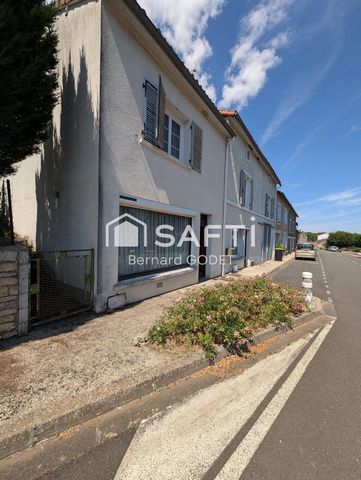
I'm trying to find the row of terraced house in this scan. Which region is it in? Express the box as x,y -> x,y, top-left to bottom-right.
10,0 -> 298,314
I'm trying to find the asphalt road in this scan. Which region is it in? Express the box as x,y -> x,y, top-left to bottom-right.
239,249 -> 361,479
4,249 -> 361,479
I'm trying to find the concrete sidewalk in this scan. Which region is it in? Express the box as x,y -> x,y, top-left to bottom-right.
0,255 -> 296,459
238,252 -> 295,278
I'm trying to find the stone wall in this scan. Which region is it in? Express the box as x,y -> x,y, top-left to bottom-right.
0,246 -> 29,339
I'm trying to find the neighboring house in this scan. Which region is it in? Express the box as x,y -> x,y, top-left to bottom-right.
10,0 -> 281,313
220,111 -> 280,269
275,191 -> 298,252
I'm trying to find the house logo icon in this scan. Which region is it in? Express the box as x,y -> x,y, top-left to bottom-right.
105,214 -> 148,247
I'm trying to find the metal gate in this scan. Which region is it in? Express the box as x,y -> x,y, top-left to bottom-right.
29,249 -> 94,325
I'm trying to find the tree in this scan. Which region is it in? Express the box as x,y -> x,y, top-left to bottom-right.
305,232 -> 317,242
0,0 -> 58,176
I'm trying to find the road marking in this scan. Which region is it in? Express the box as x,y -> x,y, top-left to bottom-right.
326,290 -> 331,295
328,297 -> 333,303
215,320 -> 336,480
115,337 -> 314,480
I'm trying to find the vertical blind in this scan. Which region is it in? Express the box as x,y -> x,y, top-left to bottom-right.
118,205 -> 192,279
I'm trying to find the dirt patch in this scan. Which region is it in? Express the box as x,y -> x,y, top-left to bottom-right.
0,351 -> 21,393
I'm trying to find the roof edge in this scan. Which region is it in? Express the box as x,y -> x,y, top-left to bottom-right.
220,109 -> 281,186
55,0 -> 235,139
277,190 -> 298,217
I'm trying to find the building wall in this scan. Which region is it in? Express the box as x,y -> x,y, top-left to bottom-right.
224,133 -> 277,270
95,2 -> 230,310
11,0 -> 101,292
0,246 -> 29,339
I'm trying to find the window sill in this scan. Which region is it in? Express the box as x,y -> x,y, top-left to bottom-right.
113,267 -> 196,291
140,137 -> 193,171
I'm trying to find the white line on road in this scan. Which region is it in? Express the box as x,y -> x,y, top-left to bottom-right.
328,297 -> 333,304
216,320 -> 336,480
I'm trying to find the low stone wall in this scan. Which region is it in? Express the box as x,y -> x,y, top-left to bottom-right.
0,245 -> 29,339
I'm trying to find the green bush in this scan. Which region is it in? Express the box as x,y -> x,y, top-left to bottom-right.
145,277 -> 306,359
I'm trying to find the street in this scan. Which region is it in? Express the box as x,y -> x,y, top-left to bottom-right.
3,249 -> 361,480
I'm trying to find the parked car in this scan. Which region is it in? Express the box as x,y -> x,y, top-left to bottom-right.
328,246 -> 339,252
295,243 -> 316,261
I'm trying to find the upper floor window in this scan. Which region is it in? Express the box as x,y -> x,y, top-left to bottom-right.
144,76 -> 202,171
163,114 -> 181,160
277,202 -> 282,223
265,193 -> 270,217
270,198 -> 275,220
284,208 -> 289,226
240,170 -> 254,209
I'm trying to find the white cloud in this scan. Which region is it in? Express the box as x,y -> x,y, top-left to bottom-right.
138,0 -> 226,101
296,188 -> 361,207
220,0 -> 293,109
342,124 -> 361,138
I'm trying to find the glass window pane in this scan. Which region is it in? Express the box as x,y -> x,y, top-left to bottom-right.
118,206 -> 191,279
163,114 -> 169,153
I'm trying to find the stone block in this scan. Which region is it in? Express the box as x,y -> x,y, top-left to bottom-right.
19,250 -> 29,265
19,293 -> 28,310
8,285 -> 19,296
0,271 -> 16,278
0,261 -> 17,273
0,299 -> 17,311
0,314 -> 15,325
0,251 -> 17,262
0,308 -> 17,318
0,286 -> 9,297
0,277 -> 17,287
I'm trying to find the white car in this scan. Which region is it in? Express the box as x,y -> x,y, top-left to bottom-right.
295,243 -> 316,261
328,246 -> 339,252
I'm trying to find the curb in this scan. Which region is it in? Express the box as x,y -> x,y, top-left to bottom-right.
261,254 -> 295,278
0,299 -> 323,461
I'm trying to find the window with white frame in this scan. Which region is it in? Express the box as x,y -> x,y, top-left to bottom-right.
118,205 -> 191,279
284,208 -> 289,226
143,77 -> 203,171
270,198 -> 275,220
240,170 -> 254,209
264,193 -> 270,217
163,114 -> 181,160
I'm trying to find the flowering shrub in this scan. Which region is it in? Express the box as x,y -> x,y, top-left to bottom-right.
145,277 -> 307,359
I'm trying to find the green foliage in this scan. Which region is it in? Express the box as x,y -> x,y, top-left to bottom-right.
0,180 -> 11,244
145,278 -> 306,359
305,232 -> 317,242
275,245 -> 286,250
0,0 -> 58,176
327,231 -> 361,249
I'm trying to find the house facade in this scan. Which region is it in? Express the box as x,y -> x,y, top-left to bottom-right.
275,191 -> 298,252
10,0 -> 282,313
221,111 -> 280,271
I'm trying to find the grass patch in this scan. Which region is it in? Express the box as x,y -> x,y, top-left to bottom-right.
144,277 -> 307,359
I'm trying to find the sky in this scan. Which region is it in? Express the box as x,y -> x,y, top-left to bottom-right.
138,0 -> 361,233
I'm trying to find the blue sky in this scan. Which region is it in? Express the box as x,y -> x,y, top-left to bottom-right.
138,0 -> 361,233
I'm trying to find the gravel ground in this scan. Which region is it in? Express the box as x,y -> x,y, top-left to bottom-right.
0,280 -> 228,432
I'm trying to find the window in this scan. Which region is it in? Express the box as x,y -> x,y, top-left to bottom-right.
118,205 -> 191,279
270,198 -> 275,220
144,76 -> 166,148
277,202 -> 282,223
284,208 -> 288,226
163,114 -> 181,160
240,170 -> 254,209
265,193 -> 270,217
190,121 -> 203,172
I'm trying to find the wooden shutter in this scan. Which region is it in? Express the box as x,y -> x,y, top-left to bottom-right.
144,80 -> 158,145
190,121 -> 203,172
239,169 -> 246,206
249,178 -> 254,210
270,198 -> 275,219
157,76 -> 166,149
